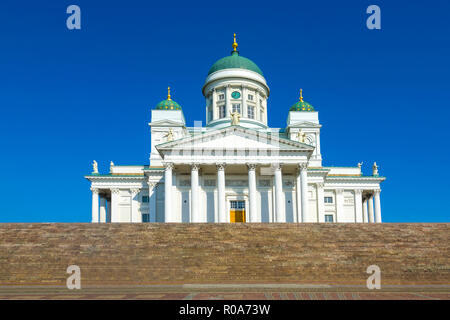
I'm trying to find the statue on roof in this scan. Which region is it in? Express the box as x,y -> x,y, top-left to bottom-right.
230,111 -> 241,126
164,128 -> 174,141
110,161 -> 114,173
92,160 -> 98,174
372,162 -> 379,176
358,162 -> 363,169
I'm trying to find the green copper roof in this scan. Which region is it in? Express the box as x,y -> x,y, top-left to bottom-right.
208,51 -> 263,76
155,99 -> 182,110
290,100 -> 315,112
290,90 -> 315,112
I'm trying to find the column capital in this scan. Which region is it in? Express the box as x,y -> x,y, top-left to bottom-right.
246,163 -> 257,170
336,189 -> 344,195
273,163 -> 283,170
316,182 -> 324,188
90,187 -> 99,194
190,163 -> 200,171
164,162 -> 174,170
216,163 -> 226,171
130,188 -> 140,195
373,189 -> 381,195
148,181 -> 158,189
355,189 -> 363,195
111,188 -> 120,194
299,163 -> 308,170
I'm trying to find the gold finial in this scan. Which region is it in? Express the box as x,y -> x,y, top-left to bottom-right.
232,33 -> 238,52
299,89 -> 303,102
167,86 -> 171,100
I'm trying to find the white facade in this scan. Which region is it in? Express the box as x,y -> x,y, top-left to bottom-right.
86,40 -> 385,224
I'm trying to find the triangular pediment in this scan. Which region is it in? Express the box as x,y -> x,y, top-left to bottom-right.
148,119 -> 185,127
287,121 -> 322,128
156,125 -> 314,153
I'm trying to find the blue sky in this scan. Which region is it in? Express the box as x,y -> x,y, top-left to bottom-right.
0,0 -> 449,222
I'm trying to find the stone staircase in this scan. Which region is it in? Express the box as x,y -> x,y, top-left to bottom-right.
0,223 -> 448,286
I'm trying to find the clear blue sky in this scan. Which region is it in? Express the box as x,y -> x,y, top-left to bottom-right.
0,0 -> 449,222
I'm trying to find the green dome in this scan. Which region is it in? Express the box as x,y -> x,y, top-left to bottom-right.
155,87 -> 182,110
290,100 -> 315,112
290,90 -> 315,112
155,99 -> 182,110
208,51 -> 263,76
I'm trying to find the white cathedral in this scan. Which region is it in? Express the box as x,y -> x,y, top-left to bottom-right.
86,35 -> 385,224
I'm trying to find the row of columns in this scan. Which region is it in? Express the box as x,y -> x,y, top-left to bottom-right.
91,185 -> 157,223
91,176 -> 381,224
209,85 -> 266,122
163,162 -> 309,223
362,190 -> 382,223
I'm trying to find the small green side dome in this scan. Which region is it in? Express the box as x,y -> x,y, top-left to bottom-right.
155,87 -> 182,110
290,89 -> 315,112
155,99 -> 182,110
208,51 -> 263,76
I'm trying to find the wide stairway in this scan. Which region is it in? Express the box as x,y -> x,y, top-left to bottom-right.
0,223 -> 448,286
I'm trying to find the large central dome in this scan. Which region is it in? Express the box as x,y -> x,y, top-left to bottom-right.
208,51 -> 263,76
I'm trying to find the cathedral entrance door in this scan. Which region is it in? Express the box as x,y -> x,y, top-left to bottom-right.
230,200 -> 246,223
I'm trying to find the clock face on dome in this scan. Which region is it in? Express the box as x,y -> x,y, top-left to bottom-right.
231,91 -> 241,99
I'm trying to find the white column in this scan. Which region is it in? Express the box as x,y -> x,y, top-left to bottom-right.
111,188 -> 119,222
148,182 -> 157,222
242,85 -> 247,117
131,188 -> 141,223
164,162 -> 174,222
299,163 -> 308,223
191,163 -> 200,222
212,88 -> 217,120
295,169 -> 301,223
362,198 -> 368,223
316,183 -> 325,223
274,164 -> 285,222
217,163 -> 226,223
247,163 -> 257,222
374,190 -> 382,223
256,90 -> 261,112
91,188 -> 99,223
368,195 -> 375,223
355,189 -> 363,223
335,189 -> 343,223
225,85 -> 231,116
99,196 -> 107,223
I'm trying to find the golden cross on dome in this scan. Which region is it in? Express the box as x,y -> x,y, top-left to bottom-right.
299,89 -> 303,102
232,33 -> 238,51
167,86 -> 171,100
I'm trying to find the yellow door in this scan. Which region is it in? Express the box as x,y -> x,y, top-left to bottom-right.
230,201 -> 246,223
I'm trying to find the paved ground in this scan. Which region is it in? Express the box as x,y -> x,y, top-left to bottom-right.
0,284 -> 449,300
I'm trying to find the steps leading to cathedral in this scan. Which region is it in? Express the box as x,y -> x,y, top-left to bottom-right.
0,223 -> 448,286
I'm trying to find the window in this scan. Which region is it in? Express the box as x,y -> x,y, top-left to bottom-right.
247,106 -> 255,119
231,200 -> 245,209
218,94 -> 225,101
324,197 -> 333,204
219,105 -> 226,118
248,94 -> 254,101
142,213 -> 150,223
232,103 -> 241,114
325,215 -> 334,223
142,196 -> 149,203
260,109 -> 264,121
